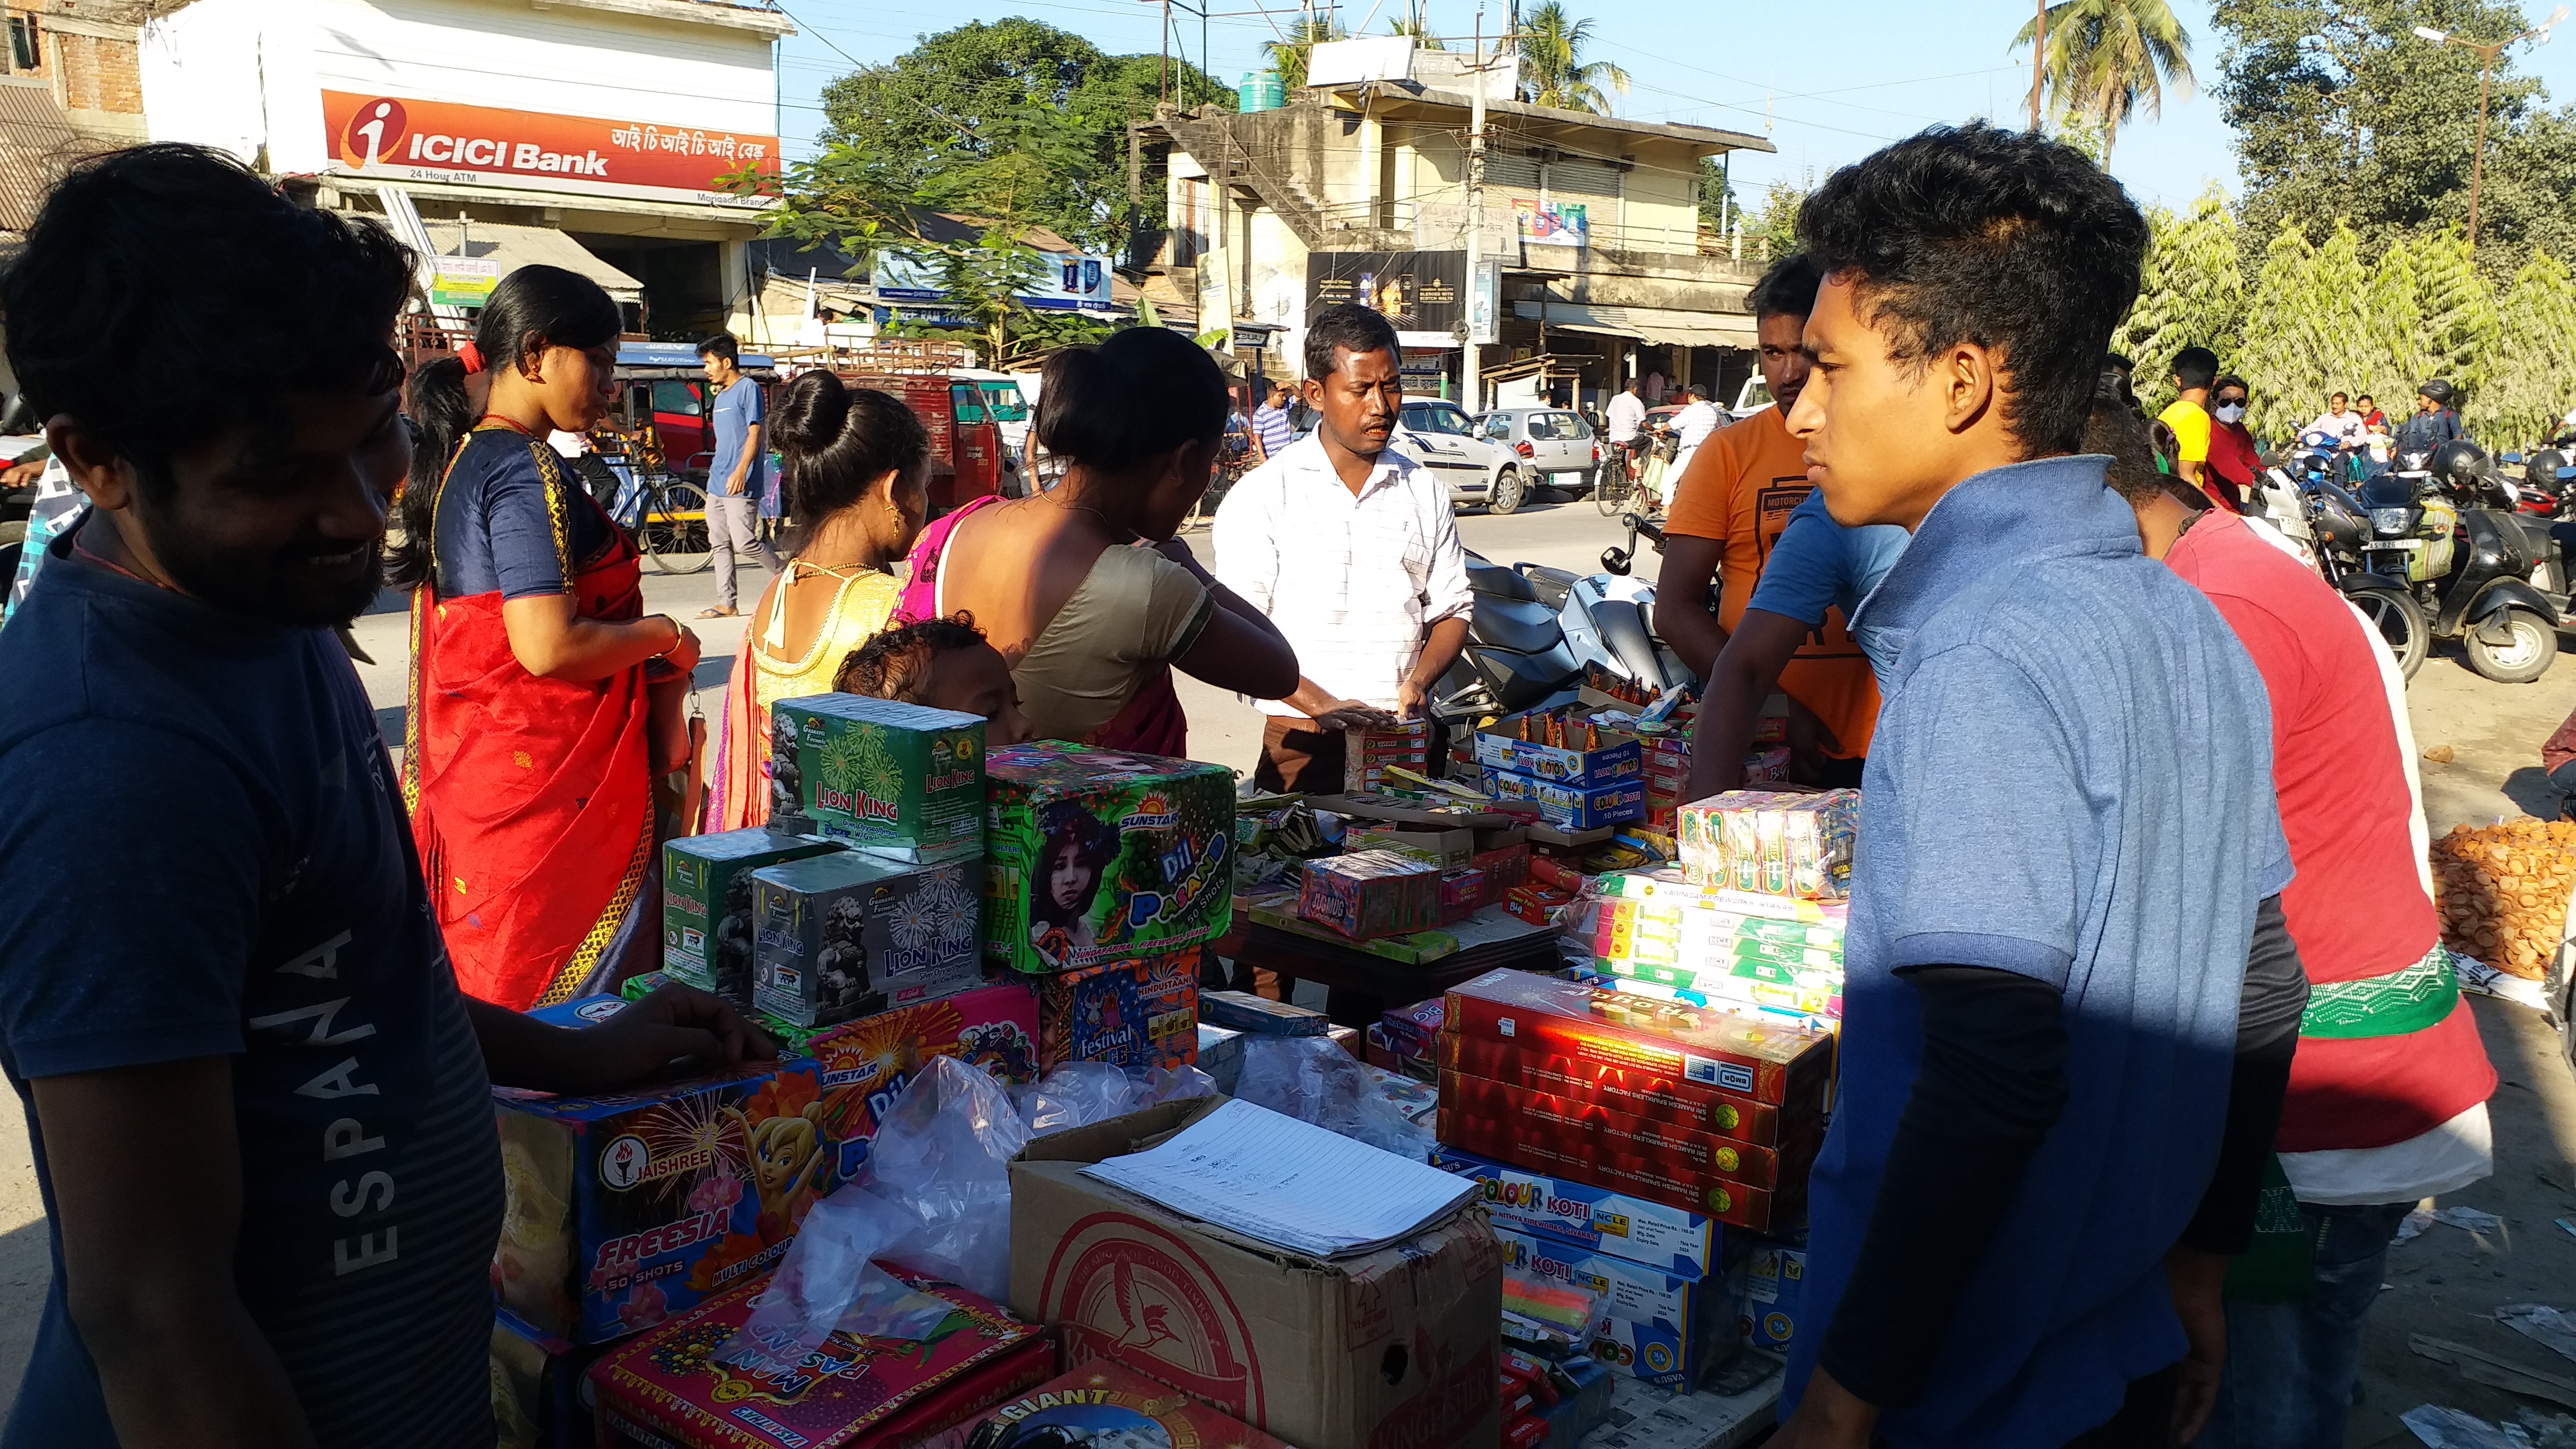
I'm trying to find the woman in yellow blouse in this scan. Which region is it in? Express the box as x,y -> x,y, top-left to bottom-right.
705,373 -> 931,830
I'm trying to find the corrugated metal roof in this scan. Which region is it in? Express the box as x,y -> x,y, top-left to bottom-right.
0,79 -> 86,236
417,218 -> 645,304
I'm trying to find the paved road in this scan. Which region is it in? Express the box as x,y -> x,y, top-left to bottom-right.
6,489 -> 2575,1436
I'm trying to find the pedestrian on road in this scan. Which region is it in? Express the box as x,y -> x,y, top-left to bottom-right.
392,264 -> 698,1008
697,330 -> 778,618
2161,345 -> 2225,509
1249,381 -> 1295,462
0,141 -> 770,1449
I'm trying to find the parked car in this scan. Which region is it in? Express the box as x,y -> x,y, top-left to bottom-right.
1391,399 -> 1536,513
1477,407 -> 1603,500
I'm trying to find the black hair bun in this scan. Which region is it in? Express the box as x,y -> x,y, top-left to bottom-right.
773,370 -> 851,456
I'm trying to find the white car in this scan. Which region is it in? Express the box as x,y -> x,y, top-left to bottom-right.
1392,399 -> 1533,513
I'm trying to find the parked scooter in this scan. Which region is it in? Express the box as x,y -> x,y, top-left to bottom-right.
2359,442 -> 2563,682
1428,538 -> 1687,733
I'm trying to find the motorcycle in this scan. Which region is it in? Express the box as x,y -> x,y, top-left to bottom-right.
1427,536 -> 1687,735
2359,442 -> 2563,683
2250,462 -> 2430,681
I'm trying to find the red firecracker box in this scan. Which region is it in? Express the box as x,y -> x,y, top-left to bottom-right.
1299,849 -> 1442,939
964,1359 -> 1294,1449
1437,1070 -> 1808,1190
1436,1104 -> 1807,1234
1472,843 -> 1531,896
1343,718 -> 1434,794
588,1274 -> 1055,1449
1437,1031 -> 1800,1147
1443,969 -> 1833,1115
1440,868 -> 1486,924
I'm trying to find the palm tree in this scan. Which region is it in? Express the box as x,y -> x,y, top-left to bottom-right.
2010,0 -> 2194,163
1516,2 -> 1629,115
1265,15 -> 1348,91
1388,16 -> 1446,51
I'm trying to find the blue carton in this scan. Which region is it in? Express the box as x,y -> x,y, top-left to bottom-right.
1499,1226 -> 1735,1388
1731,1239 -> 1808,1355
1538,1359 -> 1617,1449
1485,766 -> 1647,830
1432,1143 -> 1721,1280
1474,712 -> 1645,788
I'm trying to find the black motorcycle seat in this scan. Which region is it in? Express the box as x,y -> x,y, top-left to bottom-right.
1466,558 -> 1538,602
1470,595 -> 1566,656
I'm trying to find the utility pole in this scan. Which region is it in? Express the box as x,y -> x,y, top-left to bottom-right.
1462,12 -> 1489,411
2415,8 -> 2564,252
2028,0 -> 2047,131
1161,0 -> 1171,106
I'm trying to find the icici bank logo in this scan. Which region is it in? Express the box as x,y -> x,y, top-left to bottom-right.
340,98 -> 407,169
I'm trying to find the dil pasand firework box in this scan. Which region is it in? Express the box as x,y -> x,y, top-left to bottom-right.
1438,1071 -> 1808,1191
663,830 -> 845,1003
981,742 -> 1234,974
1299,849 -> 1442,939
771,694 -> 986,863
1429,1144 -> 1722,1281
588,1272 -> 1055,1449
1034,952 -> 1201,1073
1443,969 -> 1835,1116
799,979 -> 1042,1180
1494,1226 -> 1735,1388
965,1360 -> 1294,1449
752,851 -> 983,1030
1437,1031 -> 1800,1148
493,1061 -> 839,1344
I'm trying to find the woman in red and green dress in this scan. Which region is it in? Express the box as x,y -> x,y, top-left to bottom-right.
387,265 -> 699,1009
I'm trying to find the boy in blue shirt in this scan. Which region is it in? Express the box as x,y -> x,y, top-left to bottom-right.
1767,125 -> 2292,1449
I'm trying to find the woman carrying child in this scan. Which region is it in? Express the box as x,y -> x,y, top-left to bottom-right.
704,371 -> 934,831
891,328 -> 1297,753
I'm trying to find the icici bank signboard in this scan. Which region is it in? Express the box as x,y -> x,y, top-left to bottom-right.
321,91 -> 779,209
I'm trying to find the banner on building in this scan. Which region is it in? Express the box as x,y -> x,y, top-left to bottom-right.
1307,250 -> 1465,335
428,254 -> 499,308
1197,246 -> 1234,351
322,91 -> 779,209
1513,199 -> 1589,249
875,249 -> 1115,312
1469,258 -> 1500,345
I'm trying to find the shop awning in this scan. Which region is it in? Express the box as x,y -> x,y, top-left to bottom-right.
1512,300 -> 1756,349
419,220 -> 643,305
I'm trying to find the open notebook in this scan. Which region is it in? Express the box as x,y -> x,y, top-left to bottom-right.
1080,1098 -> 1480,1258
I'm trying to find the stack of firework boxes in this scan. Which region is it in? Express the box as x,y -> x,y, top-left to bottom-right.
1472,707 -> 1649,832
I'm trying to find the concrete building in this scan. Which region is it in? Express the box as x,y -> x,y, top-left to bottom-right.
1140,41 -> 1774,413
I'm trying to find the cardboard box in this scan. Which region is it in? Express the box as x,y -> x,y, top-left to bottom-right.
1199,989 -> 1328,1036
493,1061 -> 827,1343
1365,1024 -> 1438,1083
1496,1227 -> 1734,1388
491,1309 -> 602,1449
752,852 -> 984,1029
1443,969 -> 1835,1116
983,742 -> 1235,974
588,1273 -> 1054,1449
1439,1071 -> 1806,1190
1351,823 -> 1477,871
1429,1144 -> 1721,1280
1299,849 -> 1442,939
1731,1240 -> 1809,1355
967,1360 -> 1294,1449
1035,953 -> 1200,1073
1485,768 -> 1647,830
1437,1105 -> 1805,1234
771,694 -> 986,862
1440,868 -> 1486,924
1437,1032 -> 1801,1147
1474,711 -> 1644,787
1343,718 -> 1434,794
1676,788 -> 1859,899
1197,1022 -> 1246,1092
799,979 -> 1042,1178
1380,997 -> 1448,1059
662,830 -> 844,1003
1008,1099 -> 1504,1449
1472,842 -> 1532,895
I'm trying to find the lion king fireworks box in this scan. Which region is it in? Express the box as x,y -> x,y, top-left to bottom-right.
1034,952 -> 1201,1073
588,1272 -> 1055,1449
1495,1226 -> 1734,1388
1429,1144 -> 1721,1280
965,1360 -> 1293,1449
1299,849 -> 1441,939
1010,1098 -> 1503,1449
981,742 -> 1234,974
799,979 -> 1042,1178
752,851 -> 984,1030
494,1061 -> 839,1344
1443,969 -> 1834,1117
771,694 -> 986,863
665,830 -> 846,1004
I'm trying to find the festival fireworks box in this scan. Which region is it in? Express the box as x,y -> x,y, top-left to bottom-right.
771,694 -> 986,863
1443,969 -> 1835,1116
493,1061 -> 832,1344
1437,1033 -> 1797,1148
981,742 -> 1234,974
1676,789 -> 1859,899
799,979 -> 1041,1179
1436,1103 -> 1803,1234
1299,849 -> 1442,939
1343,718 -> 1433,794
1430,1144 -> 1722,1281
664,830 -> 845,1003
1495,1227 -> 1735,1388
1034,953 -> 1200,1073
1485,768 -> 1648,831
588,1272 -> 1055,1449
1439,1071 -> 1807,1191
1730,1240 -> 1809,1356
966,1360 -> 1294,1449
1474,709 -> 1643,788
752,852 -> 983,1030
1199,988 -> 1329,1035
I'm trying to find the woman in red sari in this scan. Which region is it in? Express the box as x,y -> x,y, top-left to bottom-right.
389,266 -> 699,1008
894,328 -> 1294,753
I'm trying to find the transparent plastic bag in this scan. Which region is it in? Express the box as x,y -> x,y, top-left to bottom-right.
1502,1260 -> 1612,1360
719,1186 -> 954,1370
858,1054 -> 1030,1303
1012,1062 -> 1140,1137
1143,1062 -> 1219,1104
1233,1035 -> 1434,1159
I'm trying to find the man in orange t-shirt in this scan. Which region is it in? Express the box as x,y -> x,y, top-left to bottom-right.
1654,252 -> 1879,784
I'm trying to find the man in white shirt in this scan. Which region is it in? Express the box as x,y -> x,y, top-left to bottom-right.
2304,391 -> 2367,448
1606,378 -> 1649,479
1669,385 -> 1722,475
1215,302 -> 1474,794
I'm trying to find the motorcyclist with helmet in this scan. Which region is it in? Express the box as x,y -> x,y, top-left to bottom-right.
2393,379 -> 2466,454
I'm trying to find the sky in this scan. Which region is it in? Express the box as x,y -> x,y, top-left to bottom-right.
756,0 -> 2576,219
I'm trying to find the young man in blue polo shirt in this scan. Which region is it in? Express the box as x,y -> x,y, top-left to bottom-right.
1767,125 -> 2293,1449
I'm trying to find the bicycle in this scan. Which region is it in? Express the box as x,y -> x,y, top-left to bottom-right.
1597,438 -> 1644,516
597,428 -> 712,575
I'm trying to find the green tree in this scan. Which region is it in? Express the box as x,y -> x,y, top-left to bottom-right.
877,234 -> 1110,368
2120,185 -> 2246,408
2411,226 -> 2503,401
2485,249 -> 2576,442
1265,15 -> 1348,89
1387,15 -> 1446,49
1516,3 -> 1631,115
1745,175 -> 1809,262
2356,235 -> 2430,407
1697,158 -> 1738,241
2012,0 -> 2196,162
2234,221 -> 2323,439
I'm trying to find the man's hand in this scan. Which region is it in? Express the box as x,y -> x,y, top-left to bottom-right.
1395,678 -> 1429,720
564,984 -> 776,1092
726,472 -> 747,496
2166,1245 -> 2230,1446
1309,698 -> 1397,731
1769,1366 -> 1879,1449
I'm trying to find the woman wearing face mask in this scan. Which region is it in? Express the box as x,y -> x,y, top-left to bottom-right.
390,264 -> 696,1008
2203,373 -> 2262,514
891,327 -> 1298,753
703,371 -> 937,831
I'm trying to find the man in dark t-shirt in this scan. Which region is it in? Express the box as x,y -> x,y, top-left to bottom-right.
0,144 -> 772,1449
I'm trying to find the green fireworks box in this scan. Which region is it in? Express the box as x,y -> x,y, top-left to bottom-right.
981,742 -> 1235,974
770,694 -> 985,863
661,829 -> 844,1006
750,851 -> 983,1030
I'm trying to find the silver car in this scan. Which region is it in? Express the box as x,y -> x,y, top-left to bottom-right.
1391,399 -> 1535,514
1476,407 -> 1603,501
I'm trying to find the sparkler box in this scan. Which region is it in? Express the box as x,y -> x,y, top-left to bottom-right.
1676,788 -> 1859,900
751,852 -> 983,1030
1430,1143 -> 1722,1281
1436,1033 -> 1799,1148
799,978 -> 1042,1180
493,1060 -> 832,1344
1299,849 -> 1442,939
1034,952 -> 1201,1073
1494,1226 -> 1735,1389
1439,1071 -> 1808,1191
1443,969 -> 1834,1116
771,694 -> 986,863
981,742 -> 1234,974
1437,1103 -> 1804,1234
662,829 -> 844,1005
589,1272 -> 1054,1449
